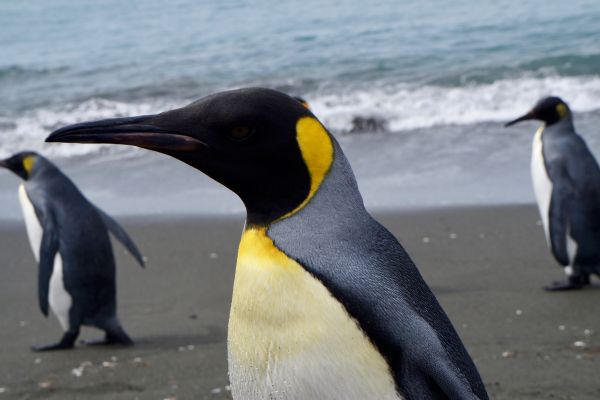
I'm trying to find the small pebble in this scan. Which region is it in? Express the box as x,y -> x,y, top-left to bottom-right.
71,361 -> 93,377
583,329 -> 592,336
515,309 -> 523,316
449,233 -> 457,239
422,237 -> 430,243
211,387 -> 222,394
187,345 -> 195,350
575,354 -> 582,360
19,321 -> 27,327
0,387 -> 6,394
102,361 -> 117,368
479,233 -> 485,239
34,358 -> 41,364
573,341 -> 586,348
209,253 -> 218,259
501,351 -> 515,358
559,325 -> 566,331
131,357 -> 147,367
225,385 -> 231,391
38,381 -> 53,389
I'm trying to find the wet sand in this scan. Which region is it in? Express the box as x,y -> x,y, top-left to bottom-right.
0,205 -> 598,399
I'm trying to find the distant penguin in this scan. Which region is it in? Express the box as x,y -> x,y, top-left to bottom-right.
48,88 -> 488,399
506,97 -> 600,290
0,151 -> 145,350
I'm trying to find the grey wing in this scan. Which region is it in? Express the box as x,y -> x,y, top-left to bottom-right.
397,313 -> 486,400
546,159 -> 574,266
94,206 -> 145,267
29,196 -> 59,317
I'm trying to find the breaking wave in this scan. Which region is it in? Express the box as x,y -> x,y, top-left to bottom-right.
1,74 -> 600,159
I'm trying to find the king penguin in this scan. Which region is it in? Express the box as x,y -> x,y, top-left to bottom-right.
506,96 -> 600,290
47,88 -> 488,399
0,151 -> 145,350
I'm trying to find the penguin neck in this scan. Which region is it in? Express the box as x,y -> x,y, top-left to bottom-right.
245,138 -> 366,229
262,138 -> 368,231
542,115 -> 575,137
25,157 -> 59,183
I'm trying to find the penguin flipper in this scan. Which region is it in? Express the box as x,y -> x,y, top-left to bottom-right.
400,315 -> 486,400
547,161 -> 574,266
420,357 -> 484,400
94,206 -> 145,267
37,212 -> 59,317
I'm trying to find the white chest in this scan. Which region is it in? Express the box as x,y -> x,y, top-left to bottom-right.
530,127 -> 553,243
18,185 -> 71,330
227,228 -> 402,400
18,184 -> 43,261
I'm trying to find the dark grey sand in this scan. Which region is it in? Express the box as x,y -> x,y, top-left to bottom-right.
0,205 -> 599,399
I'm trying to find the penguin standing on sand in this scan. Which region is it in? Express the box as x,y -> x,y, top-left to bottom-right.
0,152 -> 145,350
506,96 -> 600,290
48,88 -> 488,399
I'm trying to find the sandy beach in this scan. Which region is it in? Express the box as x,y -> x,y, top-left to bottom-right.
0,204 -> 599,400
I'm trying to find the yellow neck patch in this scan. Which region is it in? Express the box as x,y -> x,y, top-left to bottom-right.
556,103 -> 568,118
22,155 -> 36,175
279,117 -> 333,220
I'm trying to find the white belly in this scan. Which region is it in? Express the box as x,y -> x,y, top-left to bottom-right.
18,184 -> 72,331
49,254 -> 71,330
228,228 -> 402,400
531,127 -> 553,244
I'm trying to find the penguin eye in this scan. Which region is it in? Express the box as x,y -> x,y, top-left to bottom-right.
230,126 -> 254,141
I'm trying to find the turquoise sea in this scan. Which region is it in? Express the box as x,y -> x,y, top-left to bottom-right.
1,0 -> 599,216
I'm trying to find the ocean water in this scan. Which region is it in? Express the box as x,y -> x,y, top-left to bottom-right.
1,0 -> 600,218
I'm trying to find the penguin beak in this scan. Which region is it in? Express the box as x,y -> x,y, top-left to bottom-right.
504,111 -> 536,127
0,159 -> 7,169
46,115 -> 207,152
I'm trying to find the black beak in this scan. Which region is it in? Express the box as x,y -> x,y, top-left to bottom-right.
0,159 -> 8,169
504,111 -> 536,127
46,115 -> 206,152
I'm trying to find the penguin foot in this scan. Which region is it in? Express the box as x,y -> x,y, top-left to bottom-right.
31,329 -> 80,351
31,342 -> 75,352
544,277 -> 588,291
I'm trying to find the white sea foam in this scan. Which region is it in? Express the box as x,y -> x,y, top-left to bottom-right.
0,97 -> 184,159
310,74 -> 600,132
2,74 -> 600,159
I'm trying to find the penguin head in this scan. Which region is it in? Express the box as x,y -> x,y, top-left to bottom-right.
505,96 -> 571,127
293,96 -> 310,109
47,88 -> 334,225
0,151 -> 41,180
